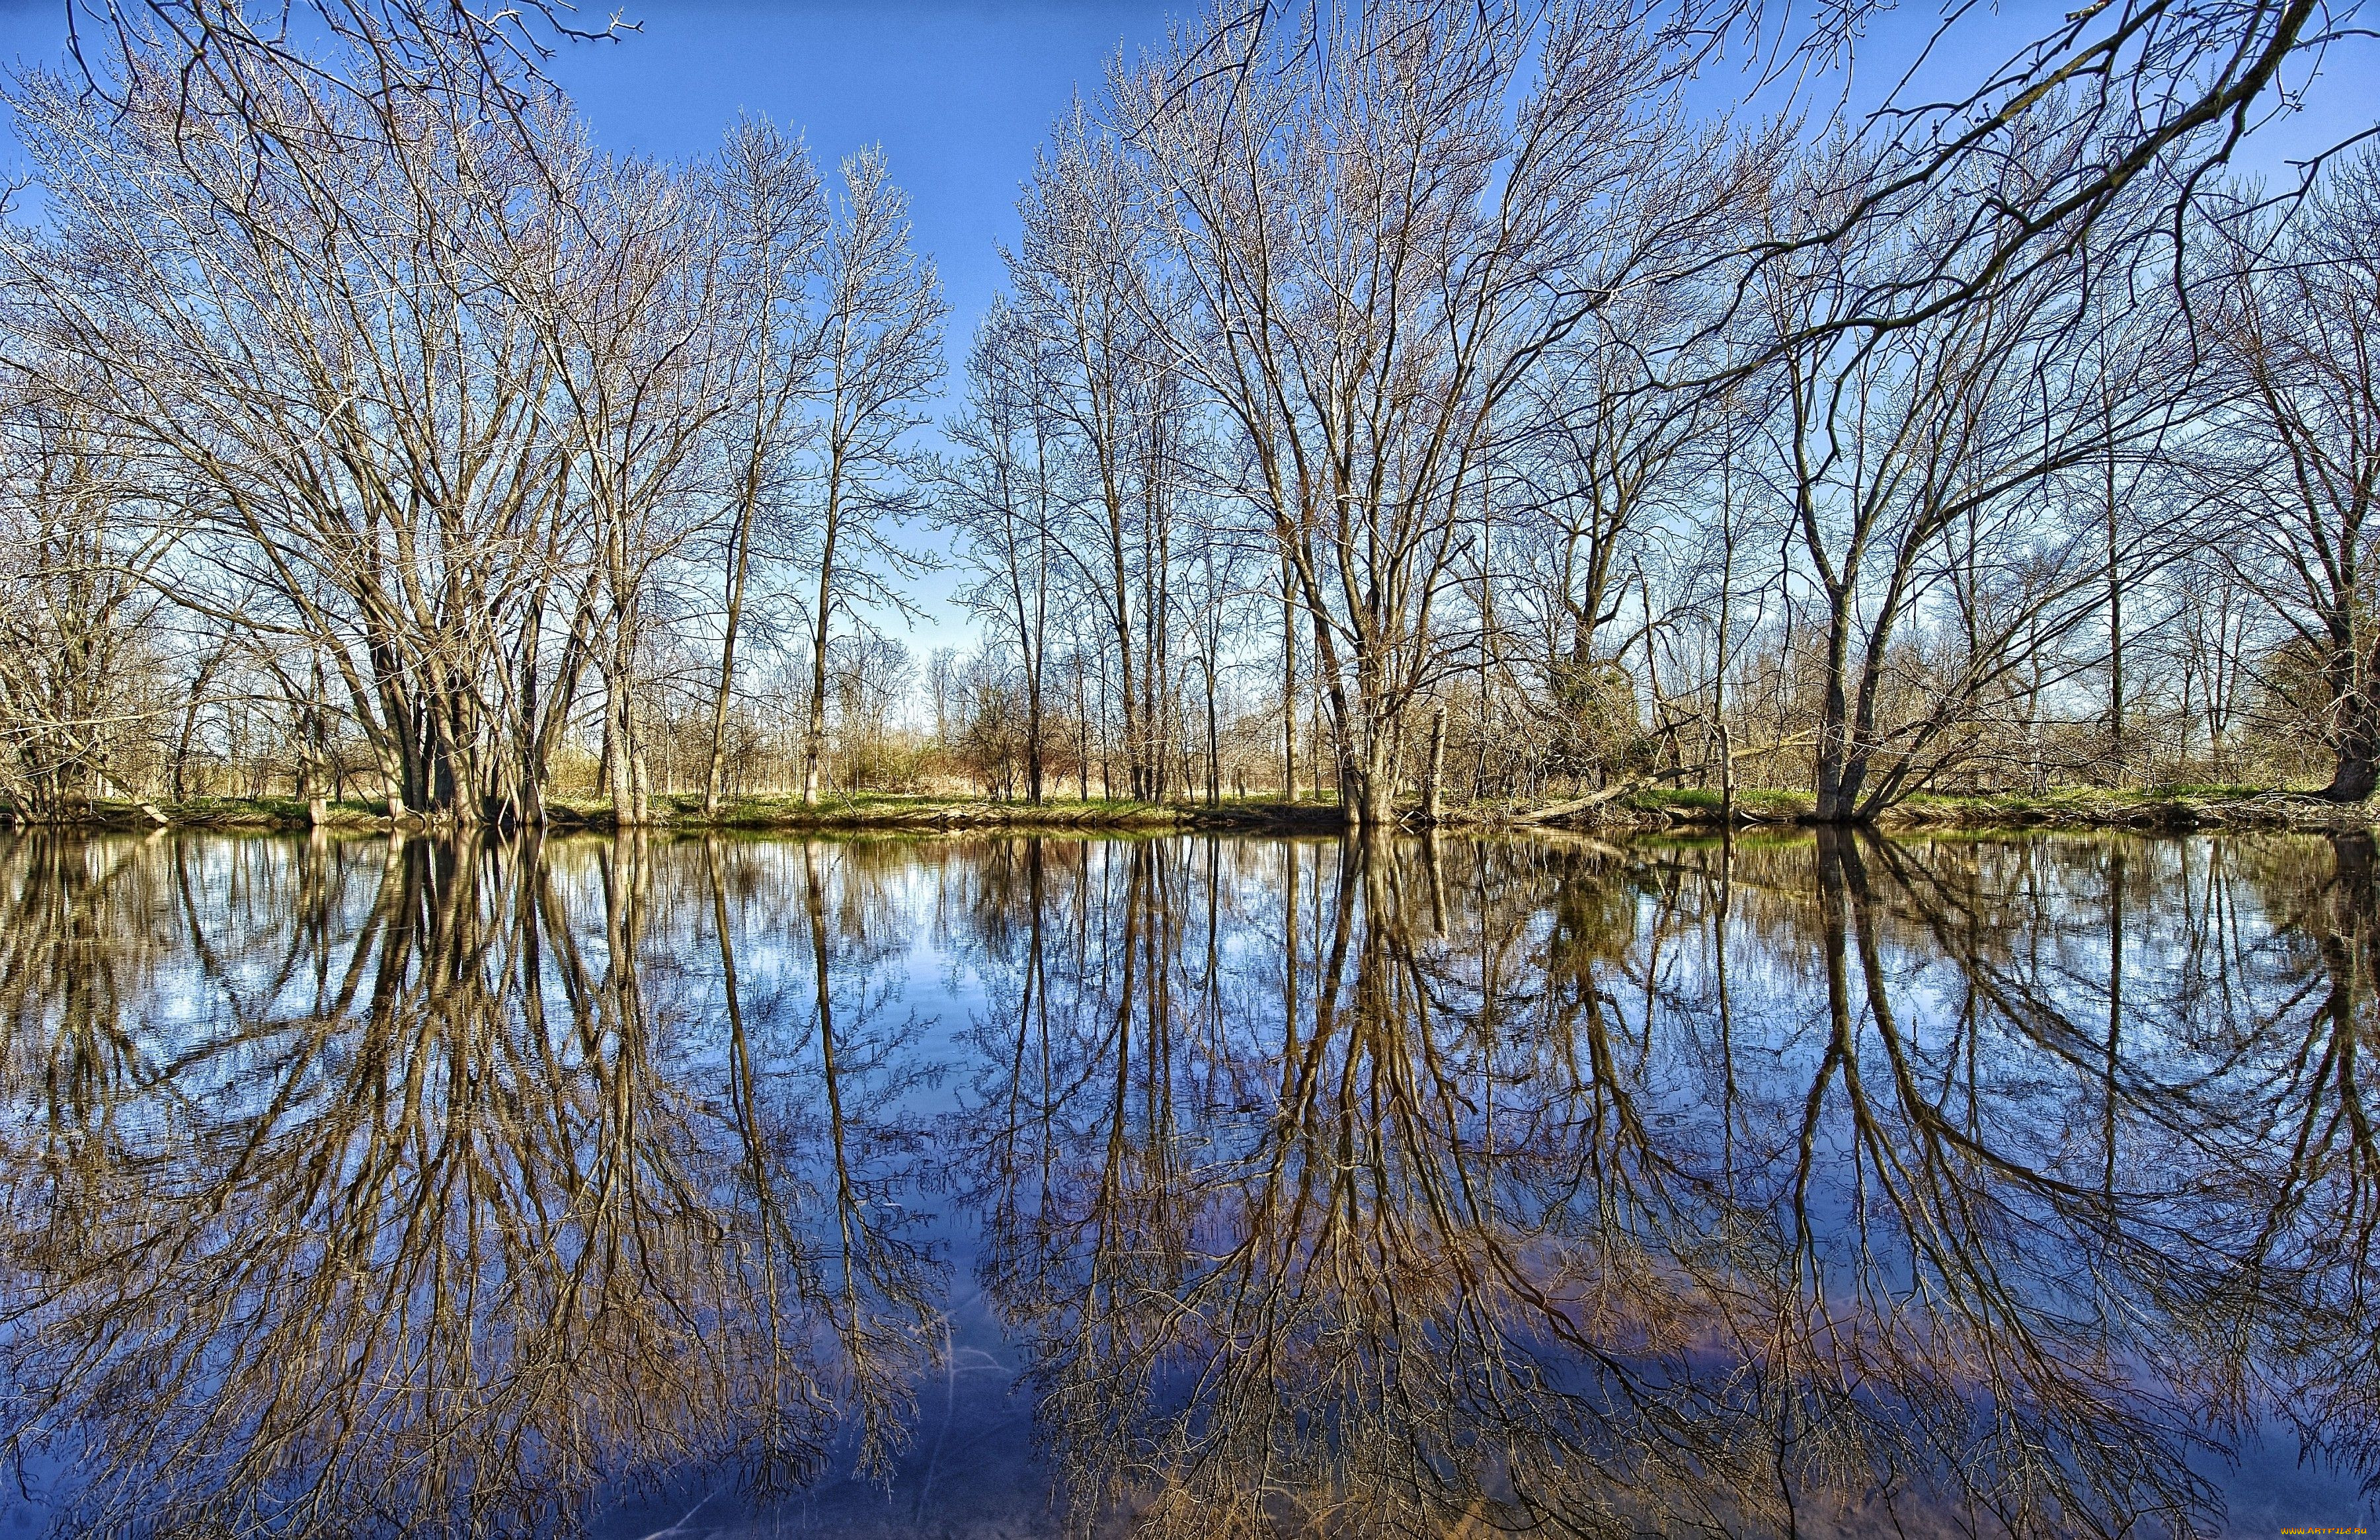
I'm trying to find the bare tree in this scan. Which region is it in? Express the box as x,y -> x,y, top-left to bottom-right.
0,383 -> 177,820
941,299 -> 1064,801
1752,135 -> 2197,822
795,148 -> 945,805
508,141 -> 736,826
2201,149 -> 2380,799
1004,105 -> 1182,800
703,118 -> 827,814
3,59 -> 594,824
1117,0 -> 1769,826
1187,0 -> 2354,386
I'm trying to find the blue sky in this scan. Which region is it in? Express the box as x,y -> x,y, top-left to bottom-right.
543,3 -> 1185,650
545,3 -> 1176,377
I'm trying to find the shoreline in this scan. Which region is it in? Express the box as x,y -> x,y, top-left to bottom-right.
0,794 -> 1353,836
4,787 -> 2373,837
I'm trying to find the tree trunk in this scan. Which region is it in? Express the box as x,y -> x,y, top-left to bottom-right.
801,606 -> 832,808
1421,705 -> 1447,824
705,506 -> 757,816
606,644 -> 643,826
801,467 -> 844,808
173,653 -> 219,802
1205,666 -> 1220,806
1812,590 -> 1864,823
1075,659 -> 1091,800
1282,555 -> 1299,802
1718,718 -> 1735,825
2324,687 -> 2380,801
2104,455 -> 2126,784
1026,670 -> 1045,804
1343,728 -> 1396,830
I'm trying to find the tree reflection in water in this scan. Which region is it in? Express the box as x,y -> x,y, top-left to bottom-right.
0,831 -> 941,1536
953,831 -> 2378,1539
0,829 -> 2371,1537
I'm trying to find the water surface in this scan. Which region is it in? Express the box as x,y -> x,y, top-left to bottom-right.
1,829 -> 2373,1537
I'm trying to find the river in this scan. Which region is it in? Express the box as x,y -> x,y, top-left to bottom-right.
0,829 -> 2371,1537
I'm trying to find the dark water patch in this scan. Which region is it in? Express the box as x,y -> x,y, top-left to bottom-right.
0,829 -> 2371,1537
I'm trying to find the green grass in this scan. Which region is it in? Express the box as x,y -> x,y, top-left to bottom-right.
34,795 -> 388,829
623,792 -> 1345,830
1627,787 -> 1814,817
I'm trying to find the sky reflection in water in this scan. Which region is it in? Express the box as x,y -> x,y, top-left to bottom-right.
0,829 -> 2373,1538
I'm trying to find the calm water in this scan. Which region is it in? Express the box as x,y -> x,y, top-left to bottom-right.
1,829 -> 2373,1539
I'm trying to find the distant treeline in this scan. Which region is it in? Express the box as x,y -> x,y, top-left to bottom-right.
0,0 -> 2367,826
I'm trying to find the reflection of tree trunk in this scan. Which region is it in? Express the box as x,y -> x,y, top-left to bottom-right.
2316,834 -> 2378,1052
708,834 -> 799,1288
2104,848 -> 2124,1208
1716,838 -> 1738,1180
1806,828 -> 1864,1232
596,830 -> 651,1102
1283,841 -> 1300,1063
1099,843 -> 1147,1213
799,837 -> 920,1471
804,846 -> 846,1218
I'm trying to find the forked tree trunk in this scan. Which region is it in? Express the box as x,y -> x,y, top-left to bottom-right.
1811,591 -> 1866,824
1420,706 -> 1447,824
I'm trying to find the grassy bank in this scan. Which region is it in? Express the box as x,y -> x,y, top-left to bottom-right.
575,792 -> 1349,832
1,792 -> 1352,834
